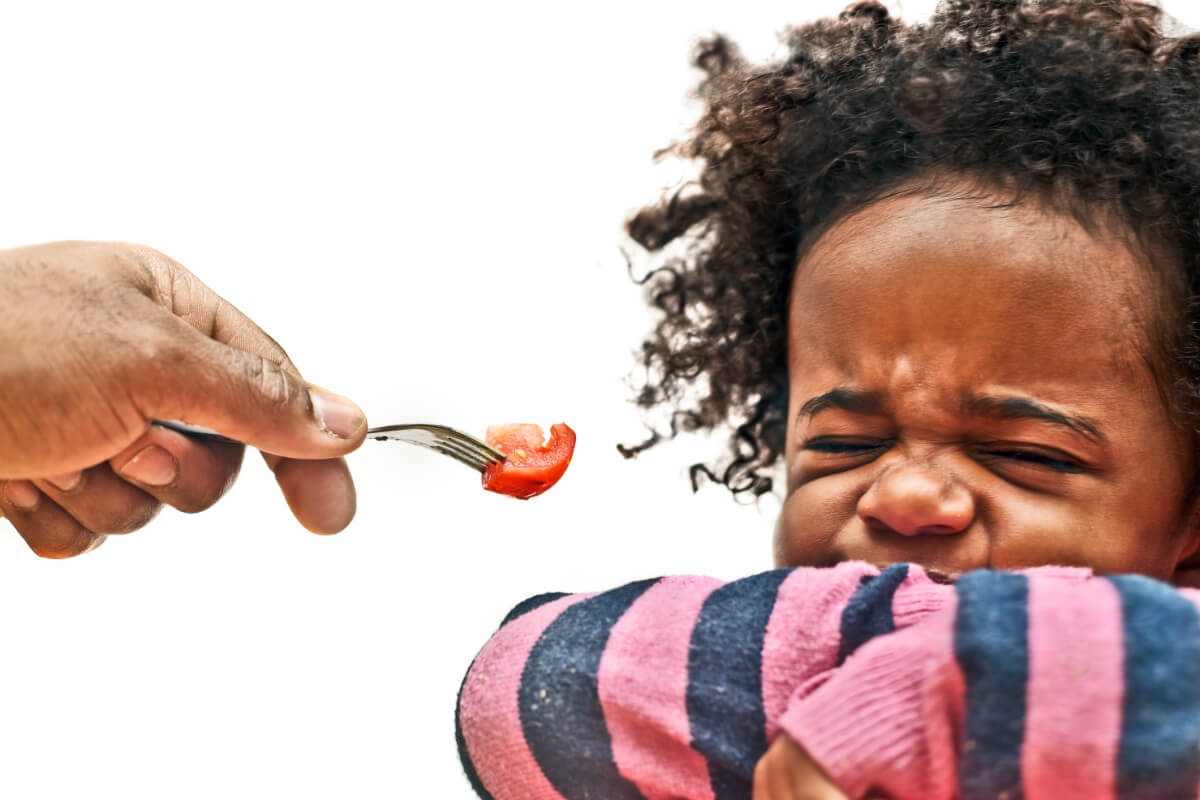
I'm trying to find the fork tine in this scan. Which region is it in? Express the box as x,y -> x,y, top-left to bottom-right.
430,443 -> 490,472
431,437 -> 494,471
437,428 -> 506,464
379,436 -> 488,472
366,423 -> 505,474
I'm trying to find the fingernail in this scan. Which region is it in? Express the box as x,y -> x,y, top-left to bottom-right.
310,388 -> 365,439
47,471 -> 83,492
118,446 -> 178,487
3,480 -> 40,511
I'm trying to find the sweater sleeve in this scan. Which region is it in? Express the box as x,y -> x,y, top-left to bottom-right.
454,562 -> 966,800
781,568 -> 1200,800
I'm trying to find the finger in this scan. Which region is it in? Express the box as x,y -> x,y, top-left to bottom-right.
0,480 -> 105,558
132,311 -> 366,460
33,463 -> 160,535
109,423 -> 245,513
754,739 -> 790,800
118,247 -> 366,460
753,758 -> 773,800
755,749 -> 802,800
754,736 -> 851,800
262,453 -> 356,534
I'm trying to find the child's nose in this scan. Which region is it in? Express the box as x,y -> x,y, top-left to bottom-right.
856,458 -> 974,537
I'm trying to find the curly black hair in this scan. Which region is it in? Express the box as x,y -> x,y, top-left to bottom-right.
619,0 -> 1200,500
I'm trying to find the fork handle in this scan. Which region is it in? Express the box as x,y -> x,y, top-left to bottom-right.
153,419 -> 238,443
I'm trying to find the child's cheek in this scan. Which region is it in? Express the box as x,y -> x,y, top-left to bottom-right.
774,481 -> 854,568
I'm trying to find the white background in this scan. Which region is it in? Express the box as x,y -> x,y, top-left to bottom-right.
0,1 -> 1192,797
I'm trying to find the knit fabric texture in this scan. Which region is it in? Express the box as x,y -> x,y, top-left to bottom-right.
456,563 -> 1200,799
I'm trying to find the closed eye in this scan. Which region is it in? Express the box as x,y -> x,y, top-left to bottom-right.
802,438 -> 888,455
979,448 -> 1085,474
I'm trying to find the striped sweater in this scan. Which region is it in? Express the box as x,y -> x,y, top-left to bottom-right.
455,562 -> 1200,799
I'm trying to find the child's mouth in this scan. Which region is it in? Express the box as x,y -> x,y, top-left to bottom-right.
922,567 -> 959,584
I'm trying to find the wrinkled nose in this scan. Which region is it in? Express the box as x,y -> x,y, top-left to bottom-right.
856,459 -> 974,537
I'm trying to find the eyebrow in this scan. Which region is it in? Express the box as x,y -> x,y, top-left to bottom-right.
799,387 -> 884,417
963,394 -> 1107,445
798,387 -> 1108,445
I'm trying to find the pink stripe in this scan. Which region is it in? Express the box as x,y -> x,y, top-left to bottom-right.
1016,564 -> 1094,582
761,561 -> 878,742
922,598 -> 965,798
598,575 -> 724,800
1180,588 -> 1200,608
781,593 -> 964,799
458,594 -> 591,800
891,564 -> 955,630
1022,577 -> 1123,800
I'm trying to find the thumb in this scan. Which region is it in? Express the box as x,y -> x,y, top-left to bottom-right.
138,317 -> 366,459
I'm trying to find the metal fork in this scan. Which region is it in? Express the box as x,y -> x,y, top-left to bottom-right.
366,424 -> 506,473
155,420 -> 507,474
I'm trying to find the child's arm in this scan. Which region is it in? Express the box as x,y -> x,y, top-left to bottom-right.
777,569 -> 1200,800
457,564 -> 1200,799
455,561 -> 960,799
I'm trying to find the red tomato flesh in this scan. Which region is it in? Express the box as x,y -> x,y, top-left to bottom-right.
482,422 -> 576,499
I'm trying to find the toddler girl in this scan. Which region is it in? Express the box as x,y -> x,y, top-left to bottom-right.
458,1 -> 1200,797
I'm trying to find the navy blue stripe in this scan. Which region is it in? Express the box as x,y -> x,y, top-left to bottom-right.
458,590 -> 569,800
519,578 -> 658,800
1109,574 -> 1200,800
836,563 -> 909,666
954,570 -> 1029,800
687,568 -> 791,799
455,656 -> 498,800
500,591 -> 570,629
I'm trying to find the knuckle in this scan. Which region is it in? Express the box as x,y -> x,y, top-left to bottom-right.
116,243 -> 179,301
96,498 -> 161,535
120,331 -> 195,418
174,482 -> 227,514
242,354 -> 296,409
131,318 -> 187,366
66,481 -> 163,535
19,525 -> 94,559
175,444 -> 243,514
277,352 -> 300,377
173,498 -> 208,515
112,319 -> 178,385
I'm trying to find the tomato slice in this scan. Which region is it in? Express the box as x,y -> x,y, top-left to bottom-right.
482,422 -> 576,499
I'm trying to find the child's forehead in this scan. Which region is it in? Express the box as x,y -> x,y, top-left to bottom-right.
788,190 -> 1160,388
809,182 -> 1121,257
795,188 -> 1157,305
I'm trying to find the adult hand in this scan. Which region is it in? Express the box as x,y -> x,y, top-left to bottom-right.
0,241 -> 366,557
753,734 -> 854,800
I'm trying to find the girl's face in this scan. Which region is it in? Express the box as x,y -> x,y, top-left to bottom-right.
775,190 -> 1200,581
